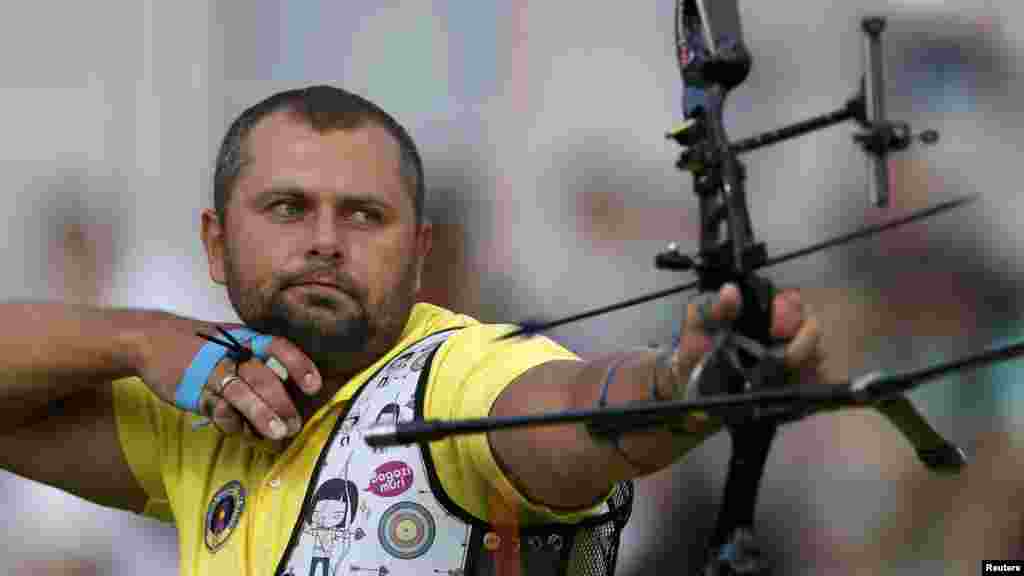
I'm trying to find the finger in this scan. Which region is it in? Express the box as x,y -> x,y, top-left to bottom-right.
264,338 -> 322,395
198,385 -> 220,420
210,397 -> 245,436
238,359 -> 304,435
198,360 -> 243,435
784,341 -> 826,386
219,370 -> 297,440
674,284 -> 742,375
783,315 -> 821,370
692,283 -> 741,332
806,346 -> 829,386
242,420 -> 258,441
686,284 -> 742,337
771,289 -> 805,341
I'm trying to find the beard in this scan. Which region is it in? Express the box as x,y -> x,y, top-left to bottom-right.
254,289 -> 371,375
223,251 -> 418,380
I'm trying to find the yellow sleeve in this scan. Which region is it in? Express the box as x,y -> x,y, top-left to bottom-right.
110,376 -> 179,523
424,325 -> 614,526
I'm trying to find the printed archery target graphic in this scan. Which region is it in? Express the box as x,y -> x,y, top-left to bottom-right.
377,501 -> 436,559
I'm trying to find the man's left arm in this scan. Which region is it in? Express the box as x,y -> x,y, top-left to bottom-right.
487,284 -> 824,511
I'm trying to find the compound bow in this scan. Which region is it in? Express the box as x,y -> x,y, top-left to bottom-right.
367,2 -> 1024,574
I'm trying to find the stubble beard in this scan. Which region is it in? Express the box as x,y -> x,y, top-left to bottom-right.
223,251 -> 418,382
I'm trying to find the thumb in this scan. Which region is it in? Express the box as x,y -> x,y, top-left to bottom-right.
672,283 -> 742,381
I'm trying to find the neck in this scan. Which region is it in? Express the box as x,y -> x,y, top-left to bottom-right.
290,371 -> 354,424
289,346 -> 384,423
290,317 -> 413,424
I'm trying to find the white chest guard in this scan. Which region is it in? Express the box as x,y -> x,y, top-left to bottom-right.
274,329 -> 633,576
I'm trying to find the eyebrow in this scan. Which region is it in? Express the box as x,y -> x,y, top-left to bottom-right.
251,185 -> 394,211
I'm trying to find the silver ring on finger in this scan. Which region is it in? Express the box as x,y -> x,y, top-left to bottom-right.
212,374 -> 245,397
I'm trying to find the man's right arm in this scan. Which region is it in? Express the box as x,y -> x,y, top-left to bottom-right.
0,302 -> 320,515
0,303 -> 156,513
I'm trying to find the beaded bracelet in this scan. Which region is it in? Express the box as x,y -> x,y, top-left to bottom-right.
586,354 -> 650,470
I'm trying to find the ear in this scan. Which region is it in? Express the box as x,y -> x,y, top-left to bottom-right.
411,219 -> 433,294
200,208 -> 228,285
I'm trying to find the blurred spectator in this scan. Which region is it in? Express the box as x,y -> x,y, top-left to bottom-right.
14,557 -> 98,576
39,171 -> 117,306
1,173 -> 123,574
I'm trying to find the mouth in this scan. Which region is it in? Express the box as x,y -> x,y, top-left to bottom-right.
285,284 -> 352,313
282,272 -> 359,308
290,282 -> 347,294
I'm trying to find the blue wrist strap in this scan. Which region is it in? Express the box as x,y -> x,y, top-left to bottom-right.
174,328 -> 273,412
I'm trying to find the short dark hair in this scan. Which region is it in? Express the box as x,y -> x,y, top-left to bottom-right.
307,478 -> 358,528
213,85 -> 425,224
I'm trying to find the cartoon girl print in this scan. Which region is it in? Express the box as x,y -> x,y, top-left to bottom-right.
301,456 -> 366,576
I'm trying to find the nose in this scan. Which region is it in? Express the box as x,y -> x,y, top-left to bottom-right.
307,210 -> 344,260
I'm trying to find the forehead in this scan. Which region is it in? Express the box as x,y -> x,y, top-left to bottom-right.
238,110 -> 406,204
317,498 -> 347,509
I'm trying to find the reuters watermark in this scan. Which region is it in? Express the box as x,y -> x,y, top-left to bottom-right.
983,561 -> 1024,573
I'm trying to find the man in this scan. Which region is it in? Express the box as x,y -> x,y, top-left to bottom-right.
0,86 -> 825,575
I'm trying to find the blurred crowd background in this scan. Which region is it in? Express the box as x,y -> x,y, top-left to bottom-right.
1,0 -> 1023,574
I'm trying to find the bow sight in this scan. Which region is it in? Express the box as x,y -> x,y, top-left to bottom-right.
365,2 -> 1024,574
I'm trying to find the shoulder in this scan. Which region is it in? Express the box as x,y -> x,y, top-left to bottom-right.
406,302 -> 579,371
416,304 -> 579,423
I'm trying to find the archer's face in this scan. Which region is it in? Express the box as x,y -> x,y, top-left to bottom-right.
202,111 -> 431,378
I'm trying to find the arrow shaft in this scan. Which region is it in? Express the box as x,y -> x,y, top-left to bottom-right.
367,337 -> 1024,447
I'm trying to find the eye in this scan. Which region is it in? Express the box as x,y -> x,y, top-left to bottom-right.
349,208 -> 383,224
268,199 -> 305,219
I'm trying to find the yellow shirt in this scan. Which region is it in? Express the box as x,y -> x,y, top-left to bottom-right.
112,303 -> 606,575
